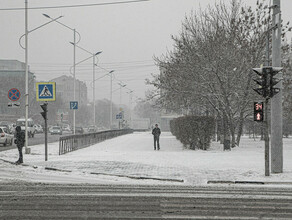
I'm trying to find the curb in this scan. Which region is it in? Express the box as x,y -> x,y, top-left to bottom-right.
90,172 -> 184,183
45,167 -> 72,173
0,158 -> 184,183
207,180 -> 292,185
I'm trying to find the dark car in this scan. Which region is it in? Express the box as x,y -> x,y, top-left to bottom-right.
50,126 -> 62,135
74,127 -> 84,134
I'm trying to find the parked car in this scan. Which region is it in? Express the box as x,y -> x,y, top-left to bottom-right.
34,124 -> 43,134
62,124 -> 71,133
50,126 -> 62,135
16,118 -> 35,138
0,121 -> 14,134
74,127 -> 84,134
0,126 -> 14,146
88,125 -> 97,133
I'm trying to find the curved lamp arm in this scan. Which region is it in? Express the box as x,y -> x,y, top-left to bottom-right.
19,15 -> 63,49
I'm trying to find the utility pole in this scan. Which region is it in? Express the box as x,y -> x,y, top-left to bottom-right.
271,0 -> 283,173
110,72 -> 113,129
93,55 -> 96,126
24,0 -> 30,154
73,29 -> 76,135
264,26 -> 270,177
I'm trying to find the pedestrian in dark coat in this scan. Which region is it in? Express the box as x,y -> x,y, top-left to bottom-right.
152,124 -> 161,150
14,126 -> 25,164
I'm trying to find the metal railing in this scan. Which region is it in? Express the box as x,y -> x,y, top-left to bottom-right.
59,129 -> 133,155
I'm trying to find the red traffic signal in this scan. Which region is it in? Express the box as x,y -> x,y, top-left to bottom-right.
254,102 -> 264,122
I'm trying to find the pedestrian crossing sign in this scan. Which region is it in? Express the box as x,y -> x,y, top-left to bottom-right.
36,82 -> 56,101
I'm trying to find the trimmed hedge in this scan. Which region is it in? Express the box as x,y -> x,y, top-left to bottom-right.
170,115 -> 215,150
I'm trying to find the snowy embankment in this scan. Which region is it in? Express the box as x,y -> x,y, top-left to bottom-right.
0,131 -> 292,186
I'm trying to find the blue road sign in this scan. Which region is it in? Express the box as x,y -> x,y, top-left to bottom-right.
70,101 -> 78,110
36,82 -> 56,101
116,113 -> 122,119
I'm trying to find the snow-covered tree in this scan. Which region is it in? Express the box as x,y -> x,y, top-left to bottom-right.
147,0 -> 291,148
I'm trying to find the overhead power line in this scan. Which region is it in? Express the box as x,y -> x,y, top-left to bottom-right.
0,0 -> 150,11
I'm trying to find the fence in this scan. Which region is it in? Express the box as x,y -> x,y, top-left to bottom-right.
59,129 -> 133,155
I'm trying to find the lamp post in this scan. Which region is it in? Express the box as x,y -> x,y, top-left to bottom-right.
127,90 -> 133,128
24,0 -> 28,153
43,14 -> 81,134
69,42 -> 102,126
109,70 -> 115,129
117,82 -> 126,129
118,82 -> 126,108
20,6 -> 63,154
89,69 -> 114,129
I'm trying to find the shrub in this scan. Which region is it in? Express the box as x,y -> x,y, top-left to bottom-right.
170,115 -> 215,150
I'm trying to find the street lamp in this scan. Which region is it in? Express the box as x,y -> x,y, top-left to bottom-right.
43,13 -> 81,134
89,68 -> 114,129
118,82 -> 126,108
69,42 -> 102,126
19,8 -> 63,154
127,90 -> 134,127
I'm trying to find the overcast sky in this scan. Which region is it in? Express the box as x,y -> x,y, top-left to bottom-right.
0,0 -> 291,105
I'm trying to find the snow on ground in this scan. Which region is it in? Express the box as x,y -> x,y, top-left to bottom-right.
0,131 -> 292,186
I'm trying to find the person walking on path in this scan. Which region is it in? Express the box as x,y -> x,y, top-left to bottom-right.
152,124 -> 161,150
14,126 -> 25,164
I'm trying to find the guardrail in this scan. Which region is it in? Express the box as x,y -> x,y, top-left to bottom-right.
59,129 -> 133,155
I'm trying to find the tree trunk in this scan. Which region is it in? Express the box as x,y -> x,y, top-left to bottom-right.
236,112 -> 245,146
223,113 -> 231,151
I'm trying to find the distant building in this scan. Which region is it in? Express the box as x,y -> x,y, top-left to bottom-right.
49,75 -> 88,107
0,60 -> 35,120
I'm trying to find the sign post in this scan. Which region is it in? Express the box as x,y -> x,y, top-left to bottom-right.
36,82 -> 56,161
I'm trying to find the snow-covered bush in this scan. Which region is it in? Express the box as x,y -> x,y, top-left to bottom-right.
170,116 -> 215,150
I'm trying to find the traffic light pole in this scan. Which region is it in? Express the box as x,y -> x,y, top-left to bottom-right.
271,0 -> 283,173
44,106 -> 48,161
264,24 -> 270,177
40,102 -> 48,161
264,98 -> 270,176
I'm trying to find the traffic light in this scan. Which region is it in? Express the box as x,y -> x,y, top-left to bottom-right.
269,67 -> 282,98
252,66 -> 283,98
254,102 -> 264,122
40,103 -> 48,120
252,67 -> 268,98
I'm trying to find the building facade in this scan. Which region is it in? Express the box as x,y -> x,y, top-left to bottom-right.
49,75 -> 88,107
0,60 -> 35,121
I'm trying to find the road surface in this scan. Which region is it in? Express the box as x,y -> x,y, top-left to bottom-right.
1,183 -> 292,219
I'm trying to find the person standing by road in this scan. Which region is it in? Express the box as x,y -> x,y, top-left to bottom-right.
14,126 -> 25,164
152,124 -> 161,150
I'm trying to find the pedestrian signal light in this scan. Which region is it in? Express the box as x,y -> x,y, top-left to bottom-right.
254,102 -> 264,122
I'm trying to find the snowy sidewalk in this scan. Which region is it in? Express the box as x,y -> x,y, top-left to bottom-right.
1,132 -> 292,185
